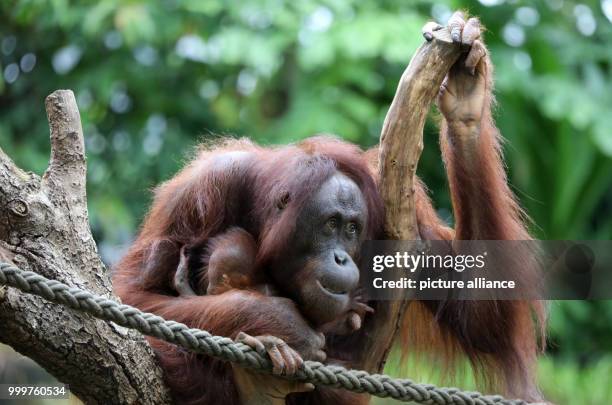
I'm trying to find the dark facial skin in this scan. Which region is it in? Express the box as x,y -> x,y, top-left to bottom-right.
272,172 -> 368,326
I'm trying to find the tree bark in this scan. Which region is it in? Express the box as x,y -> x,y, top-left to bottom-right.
0,90 -> 171,404
0,27 -> 460,403
360,27 -> 462,373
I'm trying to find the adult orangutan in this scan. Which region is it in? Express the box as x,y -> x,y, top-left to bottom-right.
114,11 -> 545,405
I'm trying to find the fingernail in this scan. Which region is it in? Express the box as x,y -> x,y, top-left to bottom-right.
423,32 -> 433,41
349,313 -> 361,330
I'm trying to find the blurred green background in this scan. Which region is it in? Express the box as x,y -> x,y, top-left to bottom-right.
1,0 -> 611,404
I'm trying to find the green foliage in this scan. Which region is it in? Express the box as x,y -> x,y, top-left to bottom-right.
1,0 -> 612,395
2,0 -> 611,244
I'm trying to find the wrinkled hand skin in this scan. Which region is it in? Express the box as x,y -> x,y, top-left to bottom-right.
343,288 -> 374,333
233,332 -> 322,405
423,11 -> 490,139
316,287 -> 374,335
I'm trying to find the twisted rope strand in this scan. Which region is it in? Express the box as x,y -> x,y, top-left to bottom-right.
0,262 -> 528,405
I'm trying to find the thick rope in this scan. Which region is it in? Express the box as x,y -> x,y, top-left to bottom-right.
0,262 -> 528,405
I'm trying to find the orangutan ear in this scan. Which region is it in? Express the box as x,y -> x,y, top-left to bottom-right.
276,192 -> 290,211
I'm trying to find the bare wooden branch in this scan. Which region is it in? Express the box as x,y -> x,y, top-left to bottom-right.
43,91 -> 86,191
360,28 -> 462,373
0,90 -> 171,404
41,90 -> 90,235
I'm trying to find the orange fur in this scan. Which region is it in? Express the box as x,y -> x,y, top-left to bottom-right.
114,84 -> 544,403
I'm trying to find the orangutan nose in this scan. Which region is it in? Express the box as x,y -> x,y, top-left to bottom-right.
334,250 -> 349,266
320,250 -> 359,295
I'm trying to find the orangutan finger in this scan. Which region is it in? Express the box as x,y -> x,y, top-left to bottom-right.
439,76 -> 450,97
348,312 -> 362,331
267,345 -> 286,375
462,18 -> 481,46
289,383 -> 315,393
422,21 -> 443,41
236,332 -> 267,357
174,246 -> 196,296
277,343 -> 297,375
312,349 -> 327,363
274,381 -> 314,394
294,351 -> 304,370
315,332 -> 326,349
283,344 -> 303,367
448,11 -> 466,43
355,302 -> 375,313
465,40 -> 487,75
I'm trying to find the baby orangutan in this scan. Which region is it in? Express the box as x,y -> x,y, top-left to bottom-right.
173,227 -> 374,336
172,226 -> 373,404
174,227 -> 270,296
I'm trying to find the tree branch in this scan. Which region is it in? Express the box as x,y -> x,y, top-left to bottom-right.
360,28 -> 462,373
0,91 -> 171,404
43,90 -> 86,187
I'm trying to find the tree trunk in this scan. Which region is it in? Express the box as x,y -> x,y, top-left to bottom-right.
0,27 -> 460,403
0,90 -> 171,404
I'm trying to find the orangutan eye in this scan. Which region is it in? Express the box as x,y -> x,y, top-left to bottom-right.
327,218 -> 338,229
346,222 -> 358,234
